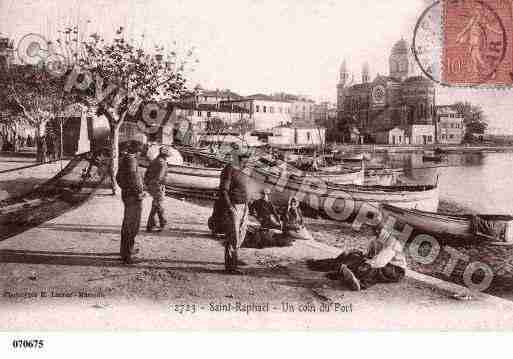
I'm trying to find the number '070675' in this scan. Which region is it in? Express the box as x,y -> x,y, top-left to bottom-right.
12,339 -> 44,349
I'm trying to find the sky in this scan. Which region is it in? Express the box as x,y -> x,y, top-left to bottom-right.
1,0 -> 513,133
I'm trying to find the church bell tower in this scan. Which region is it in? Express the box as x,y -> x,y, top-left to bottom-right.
337,60 -> 349,116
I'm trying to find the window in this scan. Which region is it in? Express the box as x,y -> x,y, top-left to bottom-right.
307,132 -> 311,141
256,105 -> 260,113
263,106 -> 267,113
207,111 -> 211,117
197,111 -> 202,116
428,135 -> 432,142
449,134 -> 454,139
270,106 -> 274,113
280,107 -> 283,113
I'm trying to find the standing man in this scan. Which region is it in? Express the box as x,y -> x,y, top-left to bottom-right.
144,146 -> 170,232
116,141 -> 145,265
220,151 -> 252,274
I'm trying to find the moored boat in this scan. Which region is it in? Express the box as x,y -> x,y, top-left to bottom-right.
237,161 -> 440,214
163,163 -> 221,190
381,204 -> 513,244
165,148 -> 440,215
422,155 -> 443,163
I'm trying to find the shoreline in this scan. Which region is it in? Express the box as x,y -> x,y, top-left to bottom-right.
334,144 -> 513,154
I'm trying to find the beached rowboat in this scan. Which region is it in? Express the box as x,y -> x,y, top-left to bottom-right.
381,204 -> 513,244
165,149 -> 440,213
152,160 -> 365,191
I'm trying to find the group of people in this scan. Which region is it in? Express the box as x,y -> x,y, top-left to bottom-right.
0,134 -> 33,152
116,141 -> 170,264
115,142 -> 407,291
36,135 -> 59,163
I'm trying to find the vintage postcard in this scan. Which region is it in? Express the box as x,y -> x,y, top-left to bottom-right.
2,0 -> 513,338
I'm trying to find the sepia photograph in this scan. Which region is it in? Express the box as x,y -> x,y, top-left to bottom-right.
2,0 -> 513,340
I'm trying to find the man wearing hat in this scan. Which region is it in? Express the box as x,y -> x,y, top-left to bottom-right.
144,146 -> 170,232
116,141 -> 145,264
219,150 -> 252,274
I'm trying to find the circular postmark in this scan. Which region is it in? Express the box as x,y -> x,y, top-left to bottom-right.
413,0 -> 508,86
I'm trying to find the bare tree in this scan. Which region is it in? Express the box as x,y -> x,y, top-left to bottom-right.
2,64 -> 72,161
60,26 -> 196,194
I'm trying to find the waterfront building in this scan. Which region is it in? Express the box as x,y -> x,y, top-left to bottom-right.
268,126 -> 326,148
313,101 -> 337,123
182,87 -> 242,106
289,98 -> 315,126
337,39 -> 436,144
0,35 -> 14,72
221,94 -> 293,131
435,105 -> 465,144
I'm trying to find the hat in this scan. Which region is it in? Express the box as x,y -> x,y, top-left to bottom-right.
263,188 -> 271,195
159,146 -> 171,157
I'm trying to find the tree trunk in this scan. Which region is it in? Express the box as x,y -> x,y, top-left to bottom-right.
109,122 -> 121,195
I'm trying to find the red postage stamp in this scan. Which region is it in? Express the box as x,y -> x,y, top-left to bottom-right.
443,0 -> 513,86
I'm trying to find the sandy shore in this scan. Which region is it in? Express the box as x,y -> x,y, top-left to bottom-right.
2,191 -> 513,329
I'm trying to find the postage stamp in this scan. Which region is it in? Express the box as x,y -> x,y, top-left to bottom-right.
414,0 -> 513,87
443,0 -> 512,85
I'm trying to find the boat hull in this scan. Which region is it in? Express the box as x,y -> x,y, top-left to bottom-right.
241,166 -> 440,215
162,162 -> 364,190
381,204 -> 513,243
166,150 -> 440,217
165,164 -> 220,190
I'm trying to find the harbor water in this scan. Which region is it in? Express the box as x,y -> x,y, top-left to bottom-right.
376,152 -> 513,214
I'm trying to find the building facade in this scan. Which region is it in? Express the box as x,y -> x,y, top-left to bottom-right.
0,36 -> 14,72
435,105 -> 465,144
268,126 -> 326,148
313,101 -> 337,123
222,95 -> 293,131
289,99 -> 315,126
182,88 -> 242,106
337,39 -> 436,144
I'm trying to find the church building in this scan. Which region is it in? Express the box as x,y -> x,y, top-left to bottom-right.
337,39 -> 436,145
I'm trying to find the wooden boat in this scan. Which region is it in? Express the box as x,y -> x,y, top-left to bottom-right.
341,154 -> 364,162
154,154 -> 365,191
422,155 -> 443,163
311,168 -> 364,185
381,204 -> 513,244
0,152 -> 109,241
167,149 -> 439,214
157,163 -> 221,191
233,160 -> 439,213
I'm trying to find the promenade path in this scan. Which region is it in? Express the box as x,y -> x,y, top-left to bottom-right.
0,154 -> 68,200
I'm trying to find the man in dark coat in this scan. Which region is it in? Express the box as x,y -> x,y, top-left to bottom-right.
116,141 -> 145,264
144,146 -> 170,231
220,150 -> 252,274
249,188 -> 281,230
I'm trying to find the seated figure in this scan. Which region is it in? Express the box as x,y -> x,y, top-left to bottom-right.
330,227 -> 407,291
282,197 -> 313,240
249,188 -> 282,230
